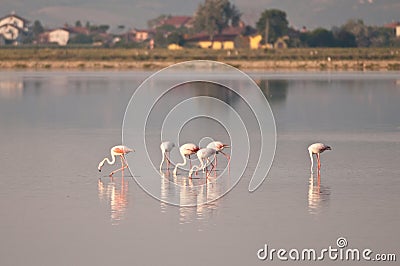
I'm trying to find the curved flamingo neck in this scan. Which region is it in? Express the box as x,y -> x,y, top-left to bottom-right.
102,153 -> 116,166
174,150 -> 192,175
175,151 -> 187,168
189,158 -> 205,176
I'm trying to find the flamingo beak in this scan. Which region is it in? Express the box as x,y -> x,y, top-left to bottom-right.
223,144 -> 230,148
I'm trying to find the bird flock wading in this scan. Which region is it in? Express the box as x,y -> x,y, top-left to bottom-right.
97,141 -> 332,179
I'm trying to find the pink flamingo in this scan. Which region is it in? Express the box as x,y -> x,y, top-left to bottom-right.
98,145 -> 134,177
308,143 -> 331,174
173,143 -> 200,175
160,141 -> 175,171
188,148 -> 217,178
206,141 -> 230,168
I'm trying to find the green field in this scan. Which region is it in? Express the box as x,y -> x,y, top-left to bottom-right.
0,47 -> 399,70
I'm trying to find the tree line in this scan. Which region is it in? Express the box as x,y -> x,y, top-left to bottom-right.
190,0 -> 399,48
17,0 -> 400,48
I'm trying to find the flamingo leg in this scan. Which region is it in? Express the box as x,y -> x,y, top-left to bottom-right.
317,170 -> 321,187
165,152 -> 173,170
166,152 -> 170,169
309,151 -> 314,174
109,156 -> 128,177
159,151 -> 165,172
317,153 -> 321,170
219,151 -> 230,162
209,160 -> 215,173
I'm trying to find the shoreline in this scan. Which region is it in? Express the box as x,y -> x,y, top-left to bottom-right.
0,59 -> 399,71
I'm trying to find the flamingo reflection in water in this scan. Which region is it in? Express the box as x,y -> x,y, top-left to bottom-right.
160,168 -> 220,224
308,171 -> 331,215
98,171 -> 129,225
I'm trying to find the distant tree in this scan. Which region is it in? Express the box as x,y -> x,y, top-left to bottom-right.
32,20 -> 44,36
256,9 -> 289,44
75,20 -> 82,27
306,28 -> 336,47
341,19 -> 370,47
242,25 -> 257,36
332,27 -> 357,47
193,0 -> 241,47
89,24 -> 110,33
154,31 -> 168,48
85,21 -> 90,29
287,27 -> 303,48
368,27 -> 392,47
167,32 -> 185,46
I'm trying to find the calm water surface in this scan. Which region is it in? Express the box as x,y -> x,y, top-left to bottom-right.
0,70 -> 399,265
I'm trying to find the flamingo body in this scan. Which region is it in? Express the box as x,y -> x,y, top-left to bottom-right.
160,141 -> 175,171
189,148 -> 217,177
308,143 -> 331,173
206,141 -> 230,166
173,143 -> 200,175
206,141 -> 229,152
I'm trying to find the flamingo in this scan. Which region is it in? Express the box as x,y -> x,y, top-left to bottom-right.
98,145 -> 134,177
206,141 -> 230,167
308,143 -> 331,173
173,143 -> 200,175
159,141 -> 175,171
188,148 -> 217,178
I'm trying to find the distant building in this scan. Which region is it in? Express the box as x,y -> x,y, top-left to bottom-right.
46,28 -> 70,45
0,13 -> 29,31
160,16 -> 193,28
0,13 -> 29,44
384,22 -> 400,37
249,34 -> 262,49
133,28 -> 156,42
185,26 -> 243,50
39,28 -> 71,46
168,43 -> 183,50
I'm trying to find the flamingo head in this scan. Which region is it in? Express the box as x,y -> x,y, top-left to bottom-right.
325,146 -> 332,151
98,161 -> 105,172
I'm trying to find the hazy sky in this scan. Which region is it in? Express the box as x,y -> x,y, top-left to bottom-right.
2,0 -> 399,30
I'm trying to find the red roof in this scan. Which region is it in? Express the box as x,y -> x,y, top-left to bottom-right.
384,22 -> 400,29
161,16 -> 192,28
66,26 -> 90,35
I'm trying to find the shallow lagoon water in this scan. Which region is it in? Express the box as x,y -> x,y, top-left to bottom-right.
0,70 -> 399,265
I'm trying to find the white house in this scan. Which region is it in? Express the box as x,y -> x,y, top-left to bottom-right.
0,24 -> 21,41
0,13 -> 29,44
48,28 -> 70,46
